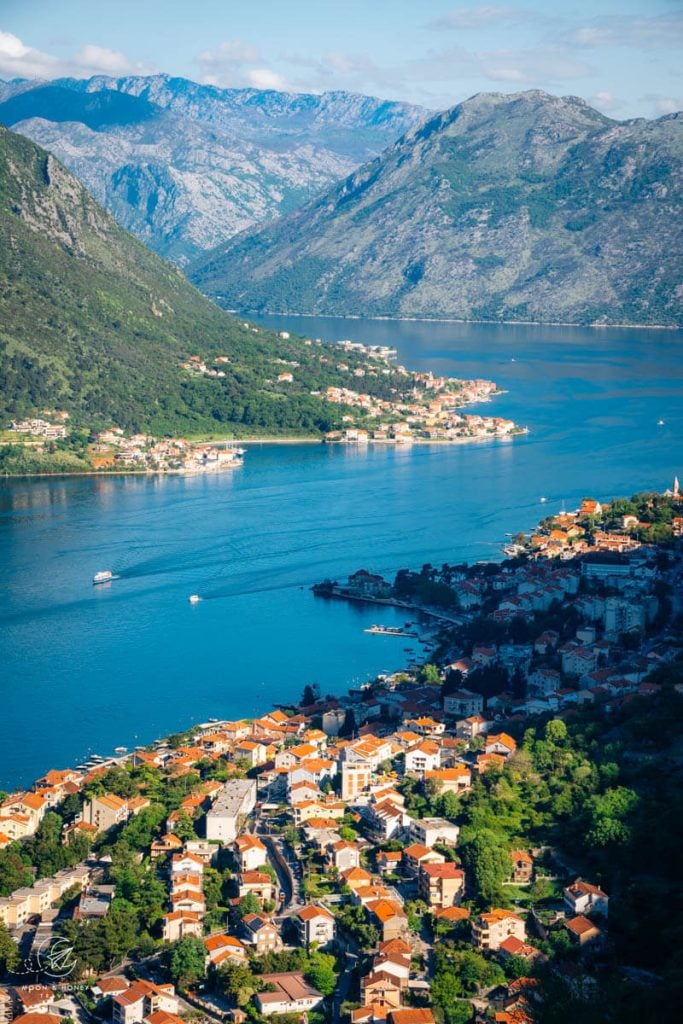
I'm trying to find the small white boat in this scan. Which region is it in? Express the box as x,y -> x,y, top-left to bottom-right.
540,497 -> 547,503
189,594 -> 201,604
93,570 -> 117,584
657,419 -> 665,426
114,746 -> 128,754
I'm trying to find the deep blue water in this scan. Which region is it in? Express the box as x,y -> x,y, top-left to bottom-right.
1,319 -> 682,788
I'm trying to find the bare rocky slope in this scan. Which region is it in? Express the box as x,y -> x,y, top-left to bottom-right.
190,90 -> 682,326
0,75 -> 426,265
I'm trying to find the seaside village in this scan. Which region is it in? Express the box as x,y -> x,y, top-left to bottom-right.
1,488 -> 682,1023
321,373 -> 519,445
7,415 -> 244,474
179,334 -> 520,445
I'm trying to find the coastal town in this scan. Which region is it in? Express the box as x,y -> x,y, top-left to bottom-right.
182,335 -> 523,448
5,415 -> 245,475
2,352 -> 524,475
0,483 -> 680,1022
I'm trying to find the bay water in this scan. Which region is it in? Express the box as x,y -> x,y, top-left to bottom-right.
1,319 -> 681,787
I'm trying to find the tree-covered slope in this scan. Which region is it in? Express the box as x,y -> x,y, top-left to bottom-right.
191,90 -> 683,326
0,126 -> 397,437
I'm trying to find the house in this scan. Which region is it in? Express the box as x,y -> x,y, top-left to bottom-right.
241,914 -> 282,955
472,646 -> 497,666
162,911 -> 202,942
376,850 -> 403,874
402,843 -> 445,876
81,793 -> 129,833
294,904 -> 336,949
472,909 -> 525,951
564,915 -> 603,947
424,766 -> 472,795
418,863 -> 465,909
563,879 -> 609,918
238,870 -> 275,905
367,899 -> 409,942
205,780 -> 257,843
341,763 -> 374,801
455,715 -> 490,740
410,818 -> 460,848
388,1011 -> 436,1024
562,646 -> 598,676
527,668 -> 561,697
151,834 -> 183,860
328,840 -> 361,872
435,906 -> 470,927
341,866 -> 373,891
13,987 -> 56,1016
444,690 -> 484,717
360,972 -> 402,1011
498,935 -> 542,962
485,734 -> 517,758
509,851 -> 533,883
204,934 -> 247,968
112,981 -> 178,1024
234,834 -> 267,872
404,741 -> 441,776
347,570 -> 392,598
92,978 -> 130,1000
368,799 -> 410,839
254,973 -> 324,1016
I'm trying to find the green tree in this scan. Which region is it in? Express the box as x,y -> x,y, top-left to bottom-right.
217,961 -> 258,1006
168,936 -> 206,987
459,829 -> 510,905
305,950 -> 337,996
237,892 -> 260,918
0,921 -> 20,973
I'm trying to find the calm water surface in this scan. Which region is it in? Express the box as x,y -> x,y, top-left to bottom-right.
1,320 -> 681,787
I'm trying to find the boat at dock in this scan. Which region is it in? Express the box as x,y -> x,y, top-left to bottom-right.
365,624 -> 418,637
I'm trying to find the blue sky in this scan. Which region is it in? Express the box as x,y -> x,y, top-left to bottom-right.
1,0 -> 681,117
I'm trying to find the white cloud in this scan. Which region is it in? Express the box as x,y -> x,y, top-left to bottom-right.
0,30 -> 155,81
589,90 -> 621,113
428,6 -> 528,30
558,13 -> 683,50
246,68 -> 288,90
640,93 -> 683,116
196,38 -> 292,90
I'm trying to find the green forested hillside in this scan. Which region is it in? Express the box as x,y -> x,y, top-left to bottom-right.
0,126 -> 401,437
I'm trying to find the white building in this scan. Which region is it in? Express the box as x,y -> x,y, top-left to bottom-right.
205,779 -> 257,843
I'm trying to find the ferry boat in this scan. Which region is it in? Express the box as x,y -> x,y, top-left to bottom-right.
93,570 -> 117,584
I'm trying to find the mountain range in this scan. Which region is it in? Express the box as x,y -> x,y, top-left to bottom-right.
0,125 -> 406,440
191,90 -> 682,327
0,75 -> 426,265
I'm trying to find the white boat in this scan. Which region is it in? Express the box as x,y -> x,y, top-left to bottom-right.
93,570 -> 117,584
114,746 -> 128,754
540,497 -> 547,503
657,419 -> 665,426
189,594 -> 201,604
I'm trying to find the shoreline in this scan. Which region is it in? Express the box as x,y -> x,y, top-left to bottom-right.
238,309 -> 682,332
0,430 -> 528,478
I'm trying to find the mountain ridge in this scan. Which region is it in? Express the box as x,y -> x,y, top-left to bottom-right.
190,89 -> 682,327
0,74 -> 427,264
